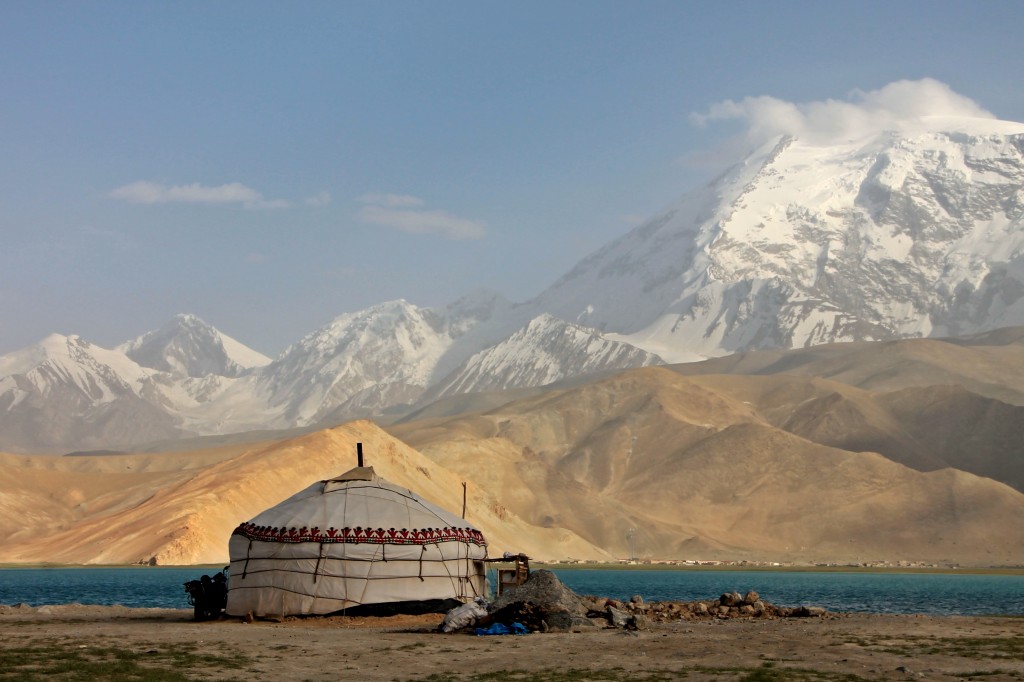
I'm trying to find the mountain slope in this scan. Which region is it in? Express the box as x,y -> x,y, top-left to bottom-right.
119,313 -> 269,379
0,335 -> 183,452
5,117 -> 1024,452
422,314 -> 664,402
667,328 -> 1024,406
0,421 -> 611,564
252,295 -> 513,428
531,118 -> 1024,362
390,366 -> 1024,565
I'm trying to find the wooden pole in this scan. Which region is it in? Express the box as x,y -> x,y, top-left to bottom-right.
461,482 -> 467,519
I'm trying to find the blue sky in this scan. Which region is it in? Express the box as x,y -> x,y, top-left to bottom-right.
2,1 -> 1023,356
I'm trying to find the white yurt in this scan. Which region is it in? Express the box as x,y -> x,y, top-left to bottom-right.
225,463 -> 488,617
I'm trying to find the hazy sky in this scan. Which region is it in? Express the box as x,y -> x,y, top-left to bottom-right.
3,1 -> 1023,356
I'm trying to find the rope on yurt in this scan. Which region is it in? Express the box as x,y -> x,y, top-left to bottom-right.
418,545 -> 427,581
436,542 -> 463,597
313,541 -> 324,583
242,539 -> 253,579
353,542 -> 381,609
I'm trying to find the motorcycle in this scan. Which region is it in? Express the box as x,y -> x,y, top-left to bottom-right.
184,568 -> 228,621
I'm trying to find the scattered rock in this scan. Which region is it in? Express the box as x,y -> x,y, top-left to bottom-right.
607,606 -> 630,628
630,613 -> 649,630
720,591 -> 743,607
468,572 -> 830,635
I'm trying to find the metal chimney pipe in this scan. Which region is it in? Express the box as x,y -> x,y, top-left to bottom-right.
357,442 -> 363,467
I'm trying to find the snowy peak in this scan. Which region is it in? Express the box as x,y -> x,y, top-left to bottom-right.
531,121 -> 1024,361
0,333 -> 151,400
425,314 -> 664,400
0,333 -> 185,452
5,115 -> 1024,452
258,298 -> 502,426
119,314 -> 270,379
271,300 -> 447,385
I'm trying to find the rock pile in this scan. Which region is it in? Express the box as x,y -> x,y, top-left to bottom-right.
584,590 -> 831,626
487,569 -> 594,632
444,572 -> 830,634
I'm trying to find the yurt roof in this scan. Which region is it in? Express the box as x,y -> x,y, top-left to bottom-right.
232,466 -> 486,547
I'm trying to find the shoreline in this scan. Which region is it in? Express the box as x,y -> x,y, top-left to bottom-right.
4,562 -> 1024,576
3,604 -> 1022,681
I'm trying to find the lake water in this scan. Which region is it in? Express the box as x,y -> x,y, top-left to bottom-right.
1,566 -> 1021,616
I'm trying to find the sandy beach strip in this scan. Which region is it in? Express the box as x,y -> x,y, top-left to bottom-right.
2,604 -> 1023,680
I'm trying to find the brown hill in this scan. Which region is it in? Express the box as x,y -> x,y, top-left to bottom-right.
674,375 -> 1024,493
0,421 -> 609,565
4,331 -> 1024,567
667,329 -> 1024,406
389,366 -> 1024,566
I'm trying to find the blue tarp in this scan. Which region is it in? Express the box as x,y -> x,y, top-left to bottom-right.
474,622 -> 530,636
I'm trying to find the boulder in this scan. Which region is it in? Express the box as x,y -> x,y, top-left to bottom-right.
720,591 -> 743,607
607,606 -> 630,628
630,613 -> 649,630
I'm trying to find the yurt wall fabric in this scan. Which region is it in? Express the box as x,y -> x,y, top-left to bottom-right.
226,470 -> 488,617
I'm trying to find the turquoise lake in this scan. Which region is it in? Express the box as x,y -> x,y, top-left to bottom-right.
0,567 -> 1021,616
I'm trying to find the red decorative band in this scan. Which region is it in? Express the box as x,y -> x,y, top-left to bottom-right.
232,522 -> 487,547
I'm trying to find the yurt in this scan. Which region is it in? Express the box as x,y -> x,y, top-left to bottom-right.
225,463 -> 488,617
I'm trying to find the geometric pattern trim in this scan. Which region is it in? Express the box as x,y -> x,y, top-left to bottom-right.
232,522 -> 487,547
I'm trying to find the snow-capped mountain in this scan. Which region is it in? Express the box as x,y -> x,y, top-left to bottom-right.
424,314 -> 664,401
251,292 -> 517,427
531,116 -> 1024,361
0,334 -> 182,451
256,299 -> 464,426
4,114 -> 1024,452
119,313 -> 270,378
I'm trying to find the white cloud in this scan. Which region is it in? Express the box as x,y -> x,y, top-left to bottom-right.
357,193 -> 425,208
305,191 -> 332,207
109,181 -> 289,209
691,78 -> 995,146
357,194 -> 485,240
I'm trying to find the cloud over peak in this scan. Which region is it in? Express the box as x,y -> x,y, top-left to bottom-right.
691,78 -> 996,146
357,194 -> 485,240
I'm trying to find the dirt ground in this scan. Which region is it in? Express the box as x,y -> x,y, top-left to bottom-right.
1,604 -> 1022,681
